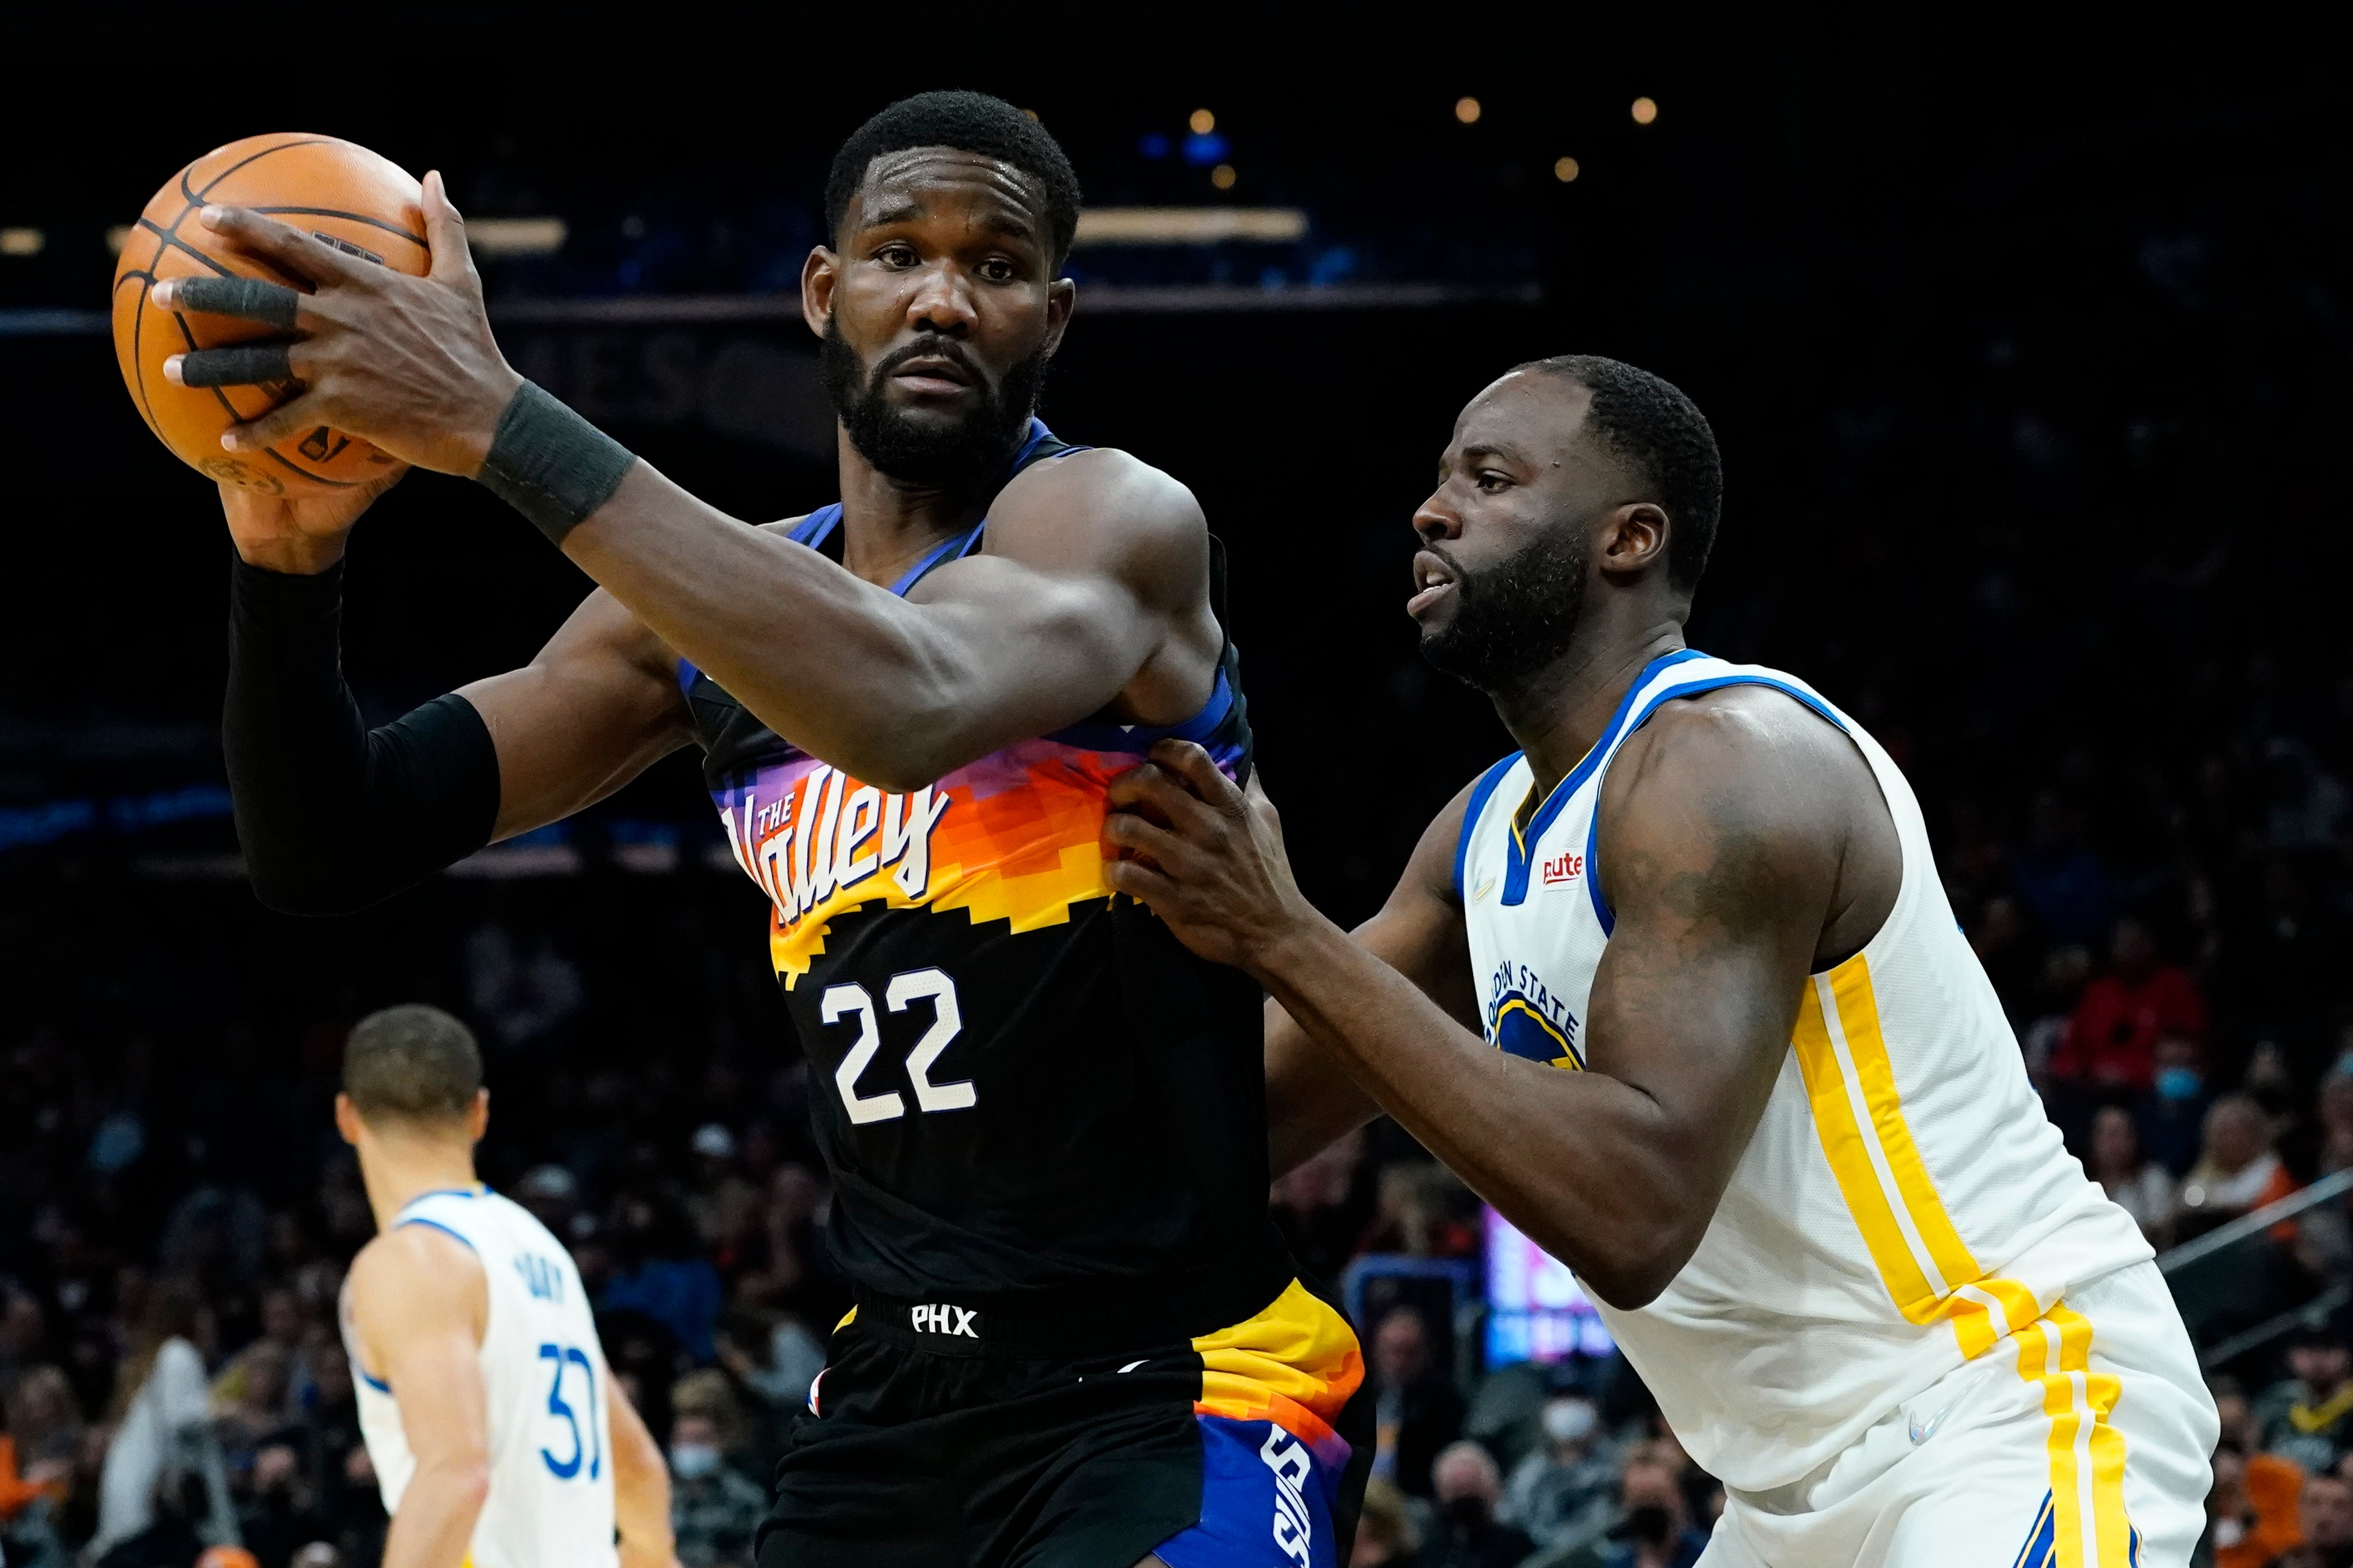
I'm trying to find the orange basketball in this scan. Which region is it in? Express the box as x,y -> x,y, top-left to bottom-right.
111,132 -> 428,496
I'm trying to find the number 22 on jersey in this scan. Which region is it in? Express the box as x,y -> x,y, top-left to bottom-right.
823,967 -> 974,1124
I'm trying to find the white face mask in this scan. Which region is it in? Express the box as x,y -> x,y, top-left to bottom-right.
1542,1399 -> 1597,1446
671,1441 -> 721,1480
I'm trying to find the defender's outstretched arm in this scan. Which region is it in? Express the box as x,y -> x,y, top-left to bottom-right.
1264,778 -> 1483,1178
1110,699 -> 1847,1310
348,1226 -> 492,1568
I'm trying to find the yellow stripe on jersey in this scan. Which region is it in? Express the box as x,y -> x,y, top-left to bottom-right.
1791,979 -> 1941,1318
1796,953 -> 2042,1360
1800,955 -> 2137,1562
2045,1305 -> 2133,1567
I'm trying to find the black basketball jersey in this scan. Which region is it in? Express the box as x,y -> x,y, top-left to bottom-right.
679,421 -> 1269,1299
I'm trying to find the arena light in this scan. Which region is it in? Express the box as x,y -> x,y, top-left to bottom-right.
1555,157 -> 1581,182
1211,164 -> 1237,190
1456,96 -> 1483,124
106,225 -> 132,255
1071,207 -> 1305,246
1631,96 -> 1659,125
0,228 -> 44,258
1190,108 -> 1215,135
466,217 -> 568,258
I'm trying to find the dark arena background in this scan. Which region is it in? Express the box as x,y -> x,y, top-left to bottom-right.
2,11 -> 2347,1567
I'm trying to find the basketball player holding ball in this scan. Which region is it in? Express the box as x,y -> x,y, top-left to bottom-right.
168,94 -> 1365,1568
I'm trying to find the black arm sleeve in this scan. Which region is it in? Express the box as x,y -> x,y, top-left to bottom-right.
223,555 -> 501,914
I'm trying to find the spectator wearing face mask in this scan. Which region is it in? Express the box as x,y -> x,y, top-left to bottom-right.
2260,1329 -> 2353,1475
1423,1441 -> 1534,1568
1501,1393 -> 1617,1552
1578,1446 -> 1709,1568
667,1412 -> 768,1568
2138,1036 -> 2214,1176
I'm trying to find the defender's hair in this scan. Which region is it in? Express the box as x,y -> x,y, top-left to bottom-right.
825,91 -> 1083,268
343,1004 -> 482,1123
1517,355 -> 1724,589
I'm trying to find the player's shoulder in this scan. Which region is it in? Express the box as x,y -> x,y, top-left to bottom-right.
1606,680 -> 1872,856
999,445 -> 1204,538
350,1213 -> 489,1292
1626,680 -> 1854,776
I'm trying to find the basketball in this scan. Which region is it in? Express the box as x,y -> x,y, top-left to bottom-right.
110,132 -> 429,496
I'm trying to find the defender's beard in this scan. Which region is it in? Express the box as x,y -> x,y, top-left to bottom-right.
1419,524 -> 1591,693
822,318 -> 1049,489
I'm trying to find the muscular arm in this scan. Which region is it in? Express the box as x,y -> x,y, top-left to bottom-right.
1265,781 -> 1481,1178
181,194 -> 1218,801
561,447 -> 1214,791
1113,694 -> 1862,1309
348,1228 -> 492,1568
604,1370 -> 677,1568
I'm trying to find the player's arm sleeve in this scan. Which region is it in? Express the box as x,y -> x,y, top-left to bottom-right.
223,556 -> 499,914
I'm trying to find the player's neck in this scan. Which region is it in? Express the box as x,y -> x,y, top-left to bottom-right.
359,1134 -> 481,1232
833,432 -> 996,588
1494,617 -> 1688,810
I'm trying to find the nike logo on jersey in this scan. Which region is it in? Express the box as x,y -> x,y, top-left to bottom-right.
910,1303 -> 979,1338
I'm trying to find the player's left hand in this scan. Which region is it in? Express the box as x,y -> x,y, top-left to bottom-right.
1104,738 -> 1313,975
151,170 -> 523,477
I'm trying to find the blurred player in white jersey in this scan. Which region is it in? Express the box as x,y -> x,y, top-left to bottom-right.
335,1005 -> 678,1568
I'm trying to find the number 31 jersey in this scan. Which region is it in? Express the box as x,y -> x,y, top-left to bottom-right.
682,422 -> 1270,1301
347,1188 -> 617,1568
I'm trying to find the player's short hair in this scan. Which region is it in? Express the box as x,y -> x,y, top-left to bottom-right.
825,91 -> 1082,268
343,1004 -> 482,1123
1517,354 -> 1724,590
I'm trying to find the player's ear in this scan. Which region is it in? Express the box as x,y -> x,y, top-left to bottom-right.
1599,501 -> 1670,581
334,1094 -> 362,1148
802,246 -> 839,340
1043,276 -> 1077,355
469,1088 -> 490,1143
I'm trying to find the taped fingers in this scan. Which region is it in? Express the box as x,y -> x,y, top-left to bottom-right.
175,343 -> 296,389
162,275 -> 301,330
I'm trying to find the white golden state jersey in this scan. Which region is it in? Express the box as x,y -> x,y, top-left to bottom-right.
346,1188 -> 618,1568
1457,650 -> 2157,1494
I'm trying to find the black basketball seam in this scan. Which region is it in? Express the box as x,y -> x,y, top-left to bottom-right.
193,138 -> 337,202
248,206 -> 427,250
163,304 -> 252,429
118,271 -> 163,438
136,138 -> 369,485
136,217 -> 233,277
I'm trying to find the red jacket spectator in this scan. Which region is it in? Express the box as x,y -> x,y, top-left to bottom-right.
2051,918 -> 2207,1091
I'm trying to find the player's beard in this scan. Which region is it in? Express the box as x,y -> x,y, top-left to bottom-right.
1419,521 -> 1591,693
822,318 -> 1048,489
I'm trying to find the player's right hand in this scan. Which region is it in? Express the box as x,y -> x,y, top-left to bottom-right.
219,464 -> 407,575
